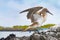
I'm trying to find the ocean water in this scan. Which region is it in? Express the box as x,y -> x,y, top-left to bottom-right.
0,31 -> 34,38
0,28 -> 48,38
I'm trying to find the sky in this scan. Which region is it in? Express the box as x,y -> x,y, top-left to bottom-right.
0,0 -> 60,27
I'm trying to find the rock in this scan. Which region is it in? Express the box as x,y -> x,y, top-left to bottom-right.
20,36 -> 30,40
9,34 -> 16,38
46,36 -> 58,40
0,24 -> 60,40
56,27 -> 60,32
56,32 -> 60,38
0,38 -> 5,40
49,24 -> 60,32
10,37 -> 20,40
47,32 -> 56,37
30,32 -> 46,40
4,34 -> 16,40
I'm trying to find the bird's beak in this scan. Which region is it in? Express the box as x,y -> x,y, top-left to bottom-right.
19,11 -> 23,14
47,11 -> 53,15
48,12 -> 53,15
19,12 -> 22,14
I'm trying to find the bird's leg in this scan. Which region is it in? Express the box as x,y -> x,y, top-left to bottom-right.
23,22 -> 39,32
35,22 -> 43,33
30,22 -> 40,33
23,26 -> 31,32
24,22 -> 38,31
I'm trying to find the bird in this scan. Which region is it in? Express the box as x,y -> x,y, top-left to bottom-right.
20,6 -> 53,31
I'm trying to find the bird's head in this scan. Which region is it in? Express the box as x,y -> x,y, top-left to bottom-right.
43,8 -> 53,15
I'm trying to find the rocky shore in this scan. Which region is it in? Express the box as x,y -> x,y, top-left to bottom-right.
0,25 -> 60,40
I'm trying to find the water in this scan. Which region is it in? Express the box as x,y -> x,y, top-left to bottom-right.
0,31 -> 34,38
0,28 -> 48,38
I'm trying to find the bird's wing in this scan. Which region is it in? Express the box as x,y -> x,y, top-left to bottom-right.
27,6 -> 43,19
30,15 -> 35,22
20,9 -> 30,13
20,7 -> 38,13
20,6 -> 42,13
20,6 -> 43,19
27,9 -> 34,19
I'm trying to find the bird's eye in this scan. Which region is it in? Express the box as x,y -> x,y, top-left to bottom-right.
41,14 -> 43,15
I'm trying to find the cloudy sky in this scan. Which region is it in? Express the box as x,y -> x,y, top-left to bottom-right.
0,0 -> 60,27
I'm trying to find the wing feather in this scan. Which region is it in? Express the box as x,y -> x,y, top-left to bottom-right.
20,6 -> 43,19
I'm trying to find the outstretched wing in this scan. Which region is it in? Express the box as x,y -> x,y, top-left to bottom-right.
20,7 -> 36,13
20,8 -> 31,13
20,6 -> 43,19
27,7 -> 43,19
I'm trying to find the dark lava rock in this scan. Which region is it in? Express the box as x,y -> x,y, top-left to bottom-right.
0,38 -> 5,40
4,34 -> 16,40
